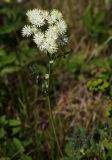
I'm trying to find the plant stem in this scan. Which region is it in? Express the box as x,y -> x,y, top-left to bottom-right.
47,61 -> 63,158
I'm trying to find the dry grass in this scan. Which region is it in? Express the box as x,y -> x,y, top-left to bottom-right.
54,81 -> 110,133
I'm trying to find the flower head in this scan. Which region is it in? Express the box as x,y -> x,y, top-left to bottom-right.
26,9 -> 46,27
47,9 -> 63,24
44,38 -> 58,54
45,26 -> 59,40
33,32 -> 44,47
22,25 -> 32,37
56,20 -> 67,34
22,8 -> 68,54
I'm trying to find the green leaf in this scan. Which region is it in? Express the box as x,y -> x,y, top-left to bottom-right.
63,53 -> 85,72
0,66 -> 18,76
0,50 -> 6,57
0,115 -> 7,126
0,55 -> 16,66
82,6 -> 93,29
19,155 -> 32,160
102,139 -> 112,150
8,119 -> 21,127
7,138 -> 25,156
107,150 -> 112,158
0,128 -> 6,139
12,127 -> 21,136
95,11 -> 105,25
13,138 -> 24,153
0,158 -> 10,160
65,143 -> 73,157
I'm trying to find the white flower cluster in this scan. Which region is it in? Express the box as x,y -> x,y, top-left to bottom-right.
22,9 -> 68,54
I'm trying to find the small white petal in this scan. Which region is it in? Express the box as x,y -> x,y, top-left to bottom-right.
51,9 -> 63,19
45,74 -> 49,79
26,9 -> 45,27
45,38 -> 58,54
47,9 -> 63,24
42,10 -> 49,20
45,26 -> 59,40
33,32 -> 45,46
22,25 -> 32,37
56,20 -> 67,34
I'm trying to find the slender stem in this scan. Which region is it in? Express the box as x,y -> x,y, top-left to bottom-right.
47,61 -> 63,157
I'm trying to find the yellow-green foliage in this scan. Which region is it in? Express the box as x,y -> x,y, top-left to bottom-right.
87,78 -> 110,92
106,103 -> 112,118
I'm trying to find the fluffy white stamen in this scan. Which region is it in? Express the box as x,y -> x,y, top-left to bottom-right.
22,9 -> 68,54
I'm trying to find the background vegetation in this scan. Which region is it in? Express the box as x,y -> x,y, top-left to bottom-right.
0,0 -> 112,159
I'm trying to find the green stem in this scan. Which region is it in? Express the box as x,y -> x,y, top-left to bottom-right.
47,61 -> 63,158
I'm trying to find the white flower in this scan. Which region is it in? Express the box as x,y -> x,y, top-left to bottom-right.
45,74 -> 49,79
39,43 -> 47,53
31,25 -> 38,34
26,9 -> 45,27
22,8 -> 68,54
47,9 -> 63,24
56,20 -> 67,34
51,9 -> 63,19
49,60 -> 54,64
40,37 -> 58,54
22,25 -> 32,37
45,38 -> 58,54
42,10 -> 49,20
33,32 -> 45,46
47,16 -> 56,25
45,26 -> 59,40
